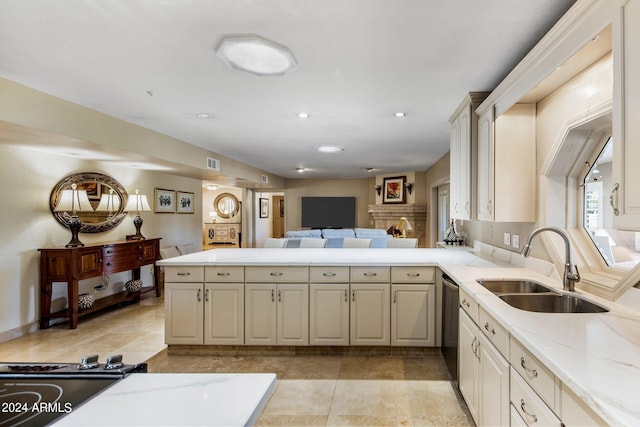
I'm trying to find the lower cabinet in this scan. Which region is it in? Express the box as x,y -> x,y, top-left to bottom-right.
458,309 -> 510,426
165,282 -> 204,345
350,283 -> 390,345
309,283 -> 350,345
391,284 -> 435,346
245,283 -> 309,345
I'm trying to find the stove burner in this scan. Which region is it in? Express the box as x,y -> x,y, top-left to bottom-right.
5,365 -> 66,372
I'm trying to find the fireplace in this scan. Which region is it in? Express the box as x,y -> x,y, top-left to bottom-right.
368,204 -> 427,247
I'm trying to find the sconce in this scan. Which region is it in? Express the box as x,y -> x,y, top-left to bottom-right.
406,183 -> 413,195
53,183 -> 94,247
124,189 -> 151,240
375,185 -> 382,196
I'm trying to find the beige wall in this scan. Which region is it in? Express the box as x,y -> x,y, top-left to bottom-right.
0,144 -> 203,338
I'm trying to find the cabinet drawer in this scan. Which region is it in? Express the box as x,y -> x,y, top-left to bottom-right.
310,266 -> 349,283
245,266 -> 309,282
205,266 -> 244,282
479,306 -> 509,358
391,266 -> 435,283
350,266 -> 390,282
459,287 -> 479,323
510,337 -> 557,412
511,368 -> 561,426
165,266 -> 205,282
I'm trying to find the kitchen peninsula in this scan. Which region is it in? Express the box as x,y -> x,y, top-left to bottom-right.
159,247 -> 640,426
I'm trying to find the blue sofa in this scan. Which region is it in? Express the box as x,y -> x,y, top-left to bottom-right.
285,228 -> 391,248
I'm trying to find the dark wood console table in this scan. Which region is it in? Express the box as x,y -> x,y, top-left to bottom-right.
39,238 -> 162,329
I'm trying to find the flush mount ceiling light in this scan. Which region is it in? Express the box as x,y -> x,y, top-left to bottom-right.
315,145 -> 344,153
296,167 -> 305,173
298,112 -> 309,118
394,112 -> 407,117
196,113 -> 214,119
216,35 -> 297,76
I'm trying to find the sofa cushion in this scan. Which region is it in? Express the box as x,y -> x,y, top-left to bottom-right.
354,228 -> 390,237
160,246 -> 181,259
177,243 -> 198,255
321,229 -> 355,238
285,229 -> 322,238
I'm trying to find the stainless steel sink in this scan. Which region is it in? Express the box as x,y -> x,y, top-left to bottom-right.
498,293 -> 609,313
476,279 -> 554,295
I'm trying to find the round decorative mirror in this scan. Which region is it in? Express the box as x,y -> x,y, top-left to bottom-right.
214,193 -> 239,219
50,172 -> 128,233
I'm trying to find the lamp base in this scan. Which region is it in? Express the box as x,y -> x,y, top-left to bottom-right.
65,216 -> 85,248
130,214 -> 146,240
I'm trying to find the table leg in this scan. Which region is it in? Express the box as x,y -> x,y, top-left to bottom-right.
39,280 -> 52,329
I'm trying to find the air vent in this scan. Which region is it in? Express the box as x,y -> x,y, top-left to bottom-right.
261,175 -> 269,184
206,157 -> 220,171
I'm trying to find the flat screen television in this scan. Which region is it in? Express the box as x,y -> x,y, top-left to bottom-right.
301,197 -> 356,229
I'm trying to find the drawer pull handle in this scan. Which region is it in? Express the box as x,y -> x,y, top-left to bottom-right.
217,272 -> 231,276
197,289 -> 202,302
270,272 -> 284,277
322,272 -> 337,277
520,399 -> 538,423
484,322 -> 495,335
520,357 -> 538,378
393,290 -> 397,303
106,262 -> 112,266
177,272 -> 191,276
471,337 -> 477,354
363,272 -> 377,277
406,273 -> 420,278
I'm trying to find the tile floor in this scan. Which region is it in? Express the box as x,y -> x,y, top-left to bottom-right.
0,297 -> 474,426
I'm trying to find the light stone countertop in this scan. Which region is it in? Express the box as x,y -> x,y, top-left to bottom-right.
159,247 -> 640,425
53,373 -> 276,426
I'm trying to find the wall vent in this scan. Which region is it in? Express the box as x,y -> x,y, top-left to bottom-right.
206,157 -> 220,171
261,175 -> 269,184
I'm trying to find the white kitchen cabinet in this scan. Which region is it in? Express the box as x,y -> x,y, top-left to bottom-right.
476,103 -> 536,222
165,282 -> 204,345
350,283 -> 390,345
204,283 -> 244,345
458,309 -> 510,426
449,92 -> 488,220
245,283 -> 309,345
391,284 -> 435,346
310,283 -> 350,346
612,0 -> 640,230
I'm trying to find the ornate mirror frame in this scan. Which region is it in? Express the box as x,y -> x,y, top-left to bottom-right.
214,193 -> 239,219
50,172 -> 128,233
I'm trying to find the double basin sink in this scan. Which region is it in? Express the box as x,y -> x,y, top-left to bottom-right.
477,279 -> 609,313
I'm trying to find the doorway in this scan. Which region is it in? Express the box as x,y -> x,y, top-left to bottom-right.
437,184 -> 450,243
272,195 -> 285,237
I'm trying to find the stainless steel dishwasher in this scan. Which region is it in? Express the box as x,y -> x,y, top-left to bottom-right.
442,274 -> 459,386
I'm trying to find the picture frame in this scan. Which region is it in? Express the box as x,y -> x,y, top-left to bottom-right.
176,191 -> 194,214
154,188 -> 175,213
383,176 -> 406,204
259,197 -> 269,218
77,182 -> 101,201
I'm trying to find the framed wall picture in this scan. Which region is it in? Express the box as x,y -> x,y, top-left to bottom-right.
176,191 -> 194,214
383,176 -> 406,204
259,197 -> 269,218
154,188 -> 175,213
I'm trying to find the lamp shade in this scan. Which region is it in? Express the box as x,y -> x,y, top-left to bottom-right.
125,190 -> 151,214
54,184 -> 94,213
95,189 -> 121,212
396,217 -> 413,232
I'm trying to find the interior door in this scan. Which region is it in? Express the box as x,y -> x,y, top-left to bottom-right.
272,195 -> 284,237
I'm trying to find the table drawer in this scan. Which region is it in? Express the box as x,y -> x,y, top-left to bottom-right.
391,266 -> 435,283
350,266 -> 390,282
165,266 -> 204,282
479,306 -> 509,358
510,337 -> 557,411
310,266 -> 350,283
245,266 -> 309,282
205,266 -> 244,282
459,287 -> 479,324
511,368 -> 561,426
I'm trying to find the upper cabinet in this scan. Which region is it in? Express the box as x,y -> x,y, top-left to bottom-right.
612,0 -> 640,230
477,103 -> 536,222
449,93 -> 488,220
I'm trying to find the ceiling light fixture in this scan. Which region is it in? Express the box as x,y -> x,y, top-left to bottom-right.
196,113 -> 214,119
216,35 -> 297,77
296,167 -> 305,173
298,112 -> 309,118
316,145 -> 344,153
394,112 -> 407,117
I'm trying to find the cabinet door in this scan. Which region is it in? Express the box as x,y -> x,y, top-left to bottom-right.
165,283 -> 204,345
277,283 -> 309,345
477,107 -> 494,221
450,116 -> 461,218
391,284 -> 435,346
457,107 -> 472,220
204,283 -> 244,345
458,309 -> 479,424
350,283 -> 390,345
245,284 -> 277,345
478,333 -> 510,427
310,284 -> 349,345
613,0 -> 640,230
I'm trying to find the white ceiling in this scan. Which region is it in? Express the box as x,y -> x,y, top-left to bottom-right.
0,0 -> 576,180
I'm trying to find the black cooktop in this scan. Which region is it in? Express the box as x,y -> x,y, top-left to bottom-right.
0,377 -> 118,427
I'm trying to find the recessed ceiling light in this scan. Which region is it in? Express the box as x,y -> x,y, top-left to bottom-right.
296,167 -> 305,173
216,35 -> 297,76
315,145 -> 344,153
298,112 -> 309,118
394,112 -> 407,117
206,184 -> 218,191
196,113 -> 214,119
